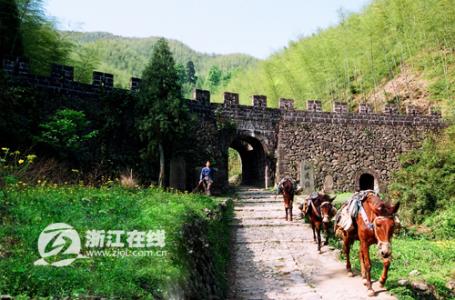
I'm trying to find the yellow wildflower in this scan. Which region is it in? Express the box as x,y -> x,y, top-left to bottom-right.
1,147 -> 9,152
18,159 -> 24,164
26,154 -> 37,162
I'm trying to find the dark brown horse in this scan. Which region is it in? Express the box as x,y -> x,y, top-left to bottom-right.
282,179 -> 294,221
306,193 -> 336,252
336,192 -> 400,296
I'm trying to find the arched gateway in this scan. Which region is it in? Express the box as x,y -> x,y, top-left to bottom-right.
189,89 -> 442,192
230,135 -> 267,187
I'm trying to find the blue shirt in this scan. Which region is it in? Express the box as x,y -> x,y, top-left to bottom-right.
200,167 -> 213,180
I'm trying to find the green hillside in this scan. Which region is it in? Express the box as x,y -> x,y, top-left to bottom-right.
223,0 -> 454,114
63,31 -> 259,90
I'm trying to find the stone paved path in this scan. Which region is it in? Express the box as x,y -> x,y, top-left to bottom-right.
228,187 -> 396,300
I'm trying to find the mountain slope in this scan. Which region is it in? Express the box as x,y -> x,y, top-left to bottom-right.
63,31 -> 259,89
223,0 -> 454,114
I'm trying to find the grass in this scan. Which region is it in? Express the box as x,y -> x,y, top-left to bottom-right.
331,237 -> 455,299
333,192 -> 353,207
0,186 -> 232,298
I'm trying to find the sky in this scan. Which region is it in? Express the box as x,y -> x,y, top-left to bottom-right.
45,0 -> 371,59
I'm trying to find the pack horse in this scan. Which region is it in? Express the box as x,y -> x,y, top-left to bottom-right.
335,190 -> 400,296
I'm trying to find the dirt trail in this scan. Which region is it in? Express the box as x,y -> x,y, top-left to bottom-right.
228,187 -> 396,300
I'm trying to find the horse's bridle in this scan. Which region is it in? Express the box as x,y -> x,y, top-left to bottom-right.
310,200 -> 331,219
358,193 -> 396,249
372,215 -> 395,246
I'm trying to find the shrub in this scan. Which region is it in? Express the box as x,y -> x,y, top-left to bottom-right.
389,125 -> 455,226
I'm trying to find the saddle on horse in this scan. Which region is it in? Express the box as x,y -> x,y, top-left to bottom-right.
304,192 -> 336,217
335,190 -> 376,232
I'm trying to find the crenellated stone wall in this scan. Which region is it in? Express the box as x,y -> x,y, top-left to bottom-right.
2,58 -> 445,192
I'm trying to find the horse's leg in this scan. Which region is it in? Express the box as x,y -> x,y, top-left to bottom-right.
360,242 -> 374,296
359,245 -> 367,284
289,206 -> 293,221
323,223 -> 329,245
343,234 -> 353,276
316,223 -> 322,252
311,222 -> 316,243
285,207 -> 288,221
379,258 -> 391,287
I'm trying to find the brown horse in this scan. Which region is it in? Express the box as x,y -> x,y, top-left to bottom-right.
336,192 -> 400,296
282,179 -> 294,221
306,192 -> 336,252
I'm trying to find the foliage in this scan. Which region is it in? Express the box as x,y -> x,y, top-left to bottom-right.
15,0 -> 73,74
0,0 -> 23,61
207,65 -> 222,90
69,44 -> 100,83
228,148 -> 242,185
331,237 -> 455,299
389,125 -> 455,225
91,90 -> 142,178
0,186 -> 232,298
186,60 -> 197,85
423,205 -> 455,239
64,31 -> 258,92
0,77 -> 42,148
224,0 -> 455,111
136,38 -> 194,185
36,109 -> 98,157
0,147 -> 36,186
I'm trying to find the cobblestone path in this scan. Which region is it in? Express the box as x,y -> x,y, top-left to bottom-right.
228,187 -> 396,300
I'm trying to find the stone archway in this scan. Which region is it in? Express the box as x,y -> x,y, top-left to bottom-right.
355,169 -> 380,192
230,136 -> 267,187
359,173 -> 375,190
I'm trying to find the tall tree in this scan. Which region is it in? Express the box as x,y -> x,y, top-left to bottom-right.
15,0 -> 73,73
186,60 -> 197,85
0,0 -> 23,61
137,38 -> 191,186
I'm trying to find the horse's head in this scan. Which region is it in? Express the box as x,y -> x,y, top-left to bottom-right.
318,193 -> 336,224
282,179 -> 294,195
365,193 -> 400,258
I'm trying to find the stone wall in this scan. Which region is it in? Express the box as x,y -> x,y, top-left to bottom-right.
2,58 -> 445,192
276,100 -> 443,192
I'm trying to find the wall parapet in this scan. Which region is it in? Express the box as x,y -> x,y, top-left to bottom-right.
2,59 -> 444,126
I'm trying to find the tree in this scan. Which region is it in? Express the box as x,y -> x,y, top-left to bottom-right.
136,38 -> 192,187
72,45 -> 100,83
0,0 -> 24,61
186,60 -> 197,85
175,63 -> 187,85
37,109 -> 97,157
15,0 -> 73,74
207,65 -> 222,90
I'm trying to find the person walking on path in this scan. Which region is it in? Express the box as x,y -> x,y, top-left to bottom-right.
199,160 -> 214,195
